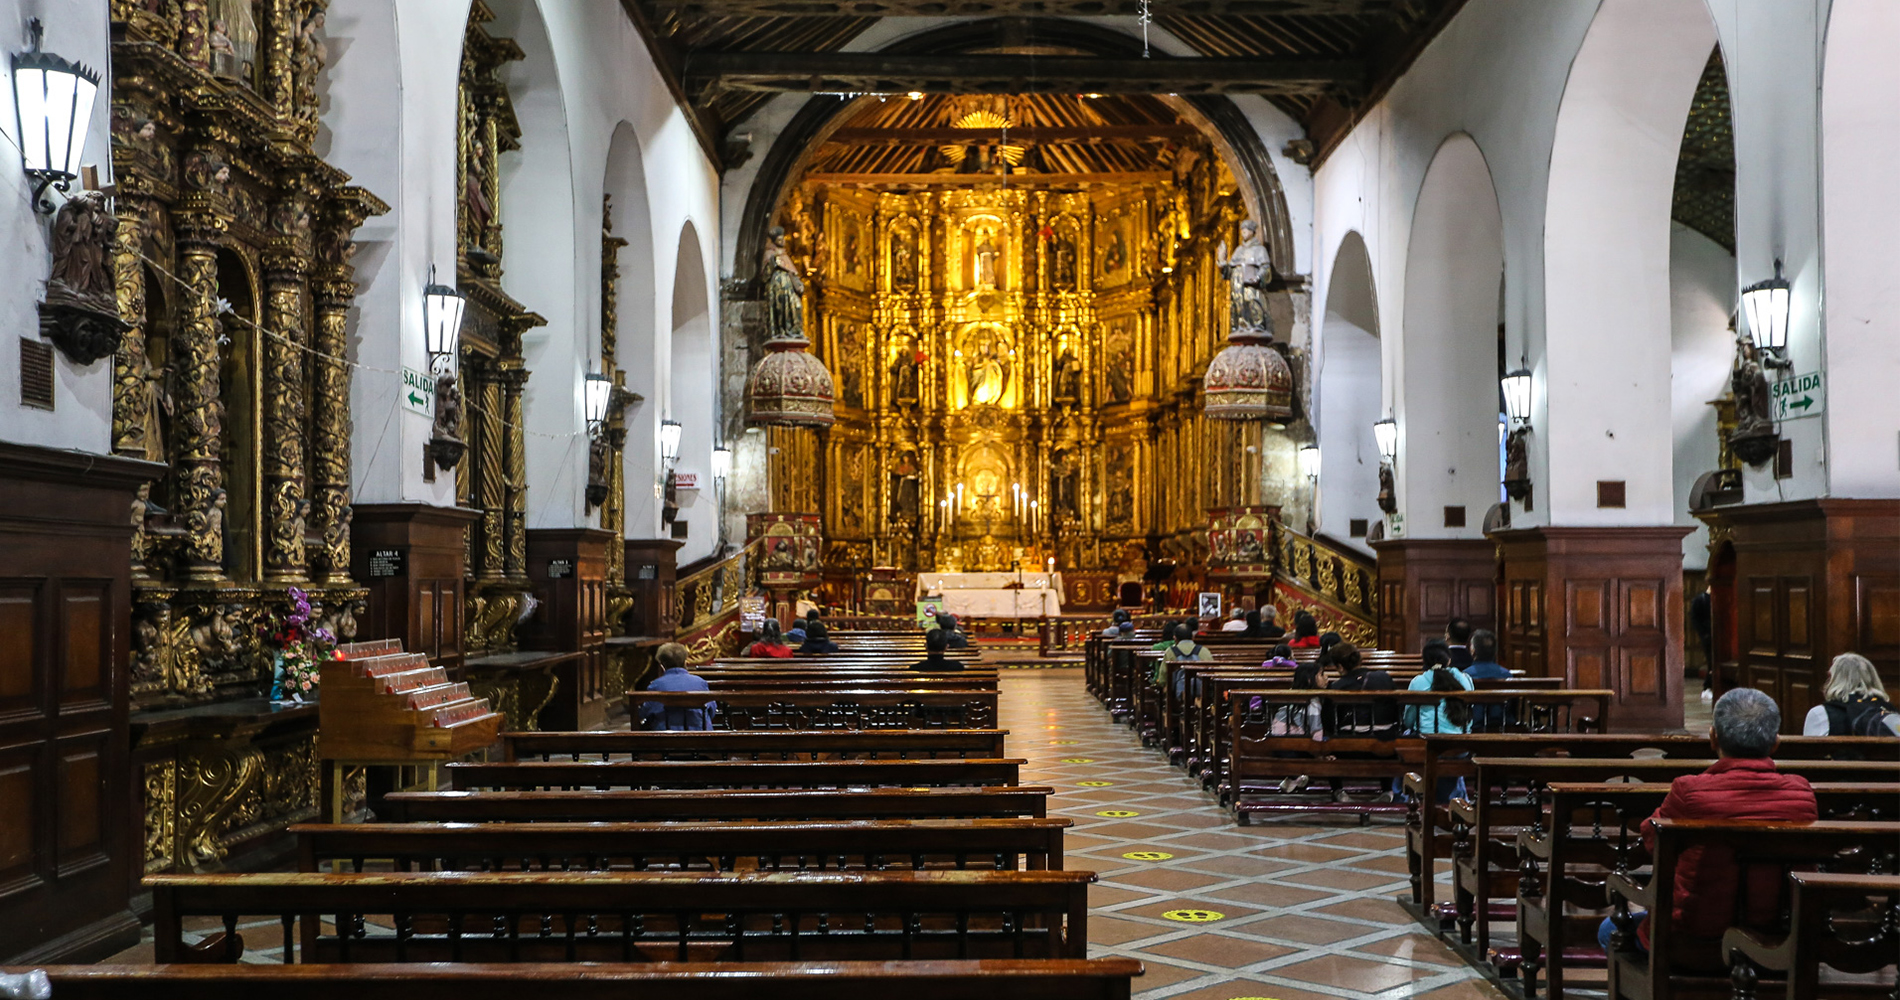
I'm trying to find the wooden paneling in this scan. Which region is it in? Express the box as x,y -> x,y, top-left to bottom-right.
1370,539 -> 1497,655
528,529 -> 616,731
1495,526 -> 1690,732
1710,501 -> 1900,731
0,442 -> 160,962
350,504 -> 482,674
624,539 -> 685,637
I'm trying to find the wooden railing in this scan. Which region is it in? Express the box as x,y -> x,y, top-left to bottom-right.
1274,524 -> 1377,640
671,539 -> 761,664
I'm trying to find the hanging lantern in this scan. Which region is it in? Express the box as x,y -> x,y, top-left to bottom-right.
747,331 -> 835,427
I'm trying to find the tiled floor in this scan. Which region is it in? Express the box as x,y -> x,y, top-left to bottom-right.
998,667 -> 1505,1000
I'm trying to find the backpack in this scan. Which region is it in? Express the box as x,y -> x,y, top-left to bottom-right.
1824,698 -> 1900,738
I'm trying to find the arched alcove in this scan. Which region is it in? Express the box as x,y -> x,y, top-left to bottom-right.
1398,133 -> 1504,538
490,0 -> 584,529
668,221 -> 715,562
1821,0 -> 1900,498
604,122 -> 659,537
1316,230 -> 1381,553
1544,0 -> 1718,527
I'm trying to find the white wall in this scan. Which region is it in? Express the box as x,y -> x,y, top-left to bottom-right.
1670,223 -> 1737,567
1315,230 -> 1382,553
0,0 -> 115,454
667,222 -> 717,561
1820,0 -> 1900,499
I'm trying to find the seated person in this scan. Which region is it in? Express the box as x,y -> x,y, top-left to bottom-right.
1599,687 -> 1819,957
1803,651 -> 1900,736
798,620 -> 841,654
1326,643 -> 1399,737
744,619 -> 794,658
636,642 -> 717,731
1444,616 -> 1475,671
1100,609 -> 1132,638
1220,608 -> 1249,632
1287,610 -> 1322,648
1404,638 -> 1473,736
785,626 -> 808,648
1253,605 -> 1287,639
1158,622 -> 1212,694
1462,630 -> 1511,729
910,626 -> 962,671
936,612 -> 969,648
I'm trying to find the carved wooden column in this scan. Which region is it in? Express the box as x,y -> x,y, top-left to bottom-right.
262,251 -> 309,582
112,195 -> 159,578
468,354 -> 506,582
173,212 -> 229,582
499,361 -> 529,582
176,0 -> 209,68
308,276 -> 352,583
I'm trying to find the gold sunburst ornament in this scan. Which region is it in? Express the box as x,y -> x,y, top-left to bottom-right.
941,108 -> 1024,166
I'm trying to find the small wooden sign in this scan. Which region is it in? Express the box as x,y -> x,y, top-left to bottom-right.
547,558 -> 575,579
366,548 -> 405,578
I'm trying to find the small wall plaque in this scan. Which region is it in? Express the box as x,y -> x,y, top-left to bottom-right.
367,548 -> 405,578
636,564 -> 657,581
547,558 -> 575,579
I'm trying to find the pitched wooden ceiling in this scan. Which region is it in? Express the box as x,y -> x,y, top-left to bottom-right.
622,0 -> 1467,169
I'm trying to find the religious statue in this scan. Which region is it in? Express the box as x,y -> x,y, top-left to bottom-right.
891,344 -> 920,402
430,372 -> 467,468
184,151 -> 231,193
1217,219 -> 1273,339
1054,347 -> 1082,402
841,221 -> 860,275
463,136 -> 492,244
1053,450 -> 1080,520
1728,331 -> 1778,466
1103,229 -> 1126,274
889,451 -> 920,521
762,226 -> 806,341
891,232 -> 917,289
208,19 -> 239,77
190,488 -> 228,570
39,190 -> 129,365
1503,427 -> 1531,501
1377,464 -> 1397,515
1104,325 -> 1134,404
586,434 -> 611,508
839,333 -> 864,408
964,332 -> 1008,406
1053,233 -> 1077,291
294,9 -> 327,121
974,232 -> 999,288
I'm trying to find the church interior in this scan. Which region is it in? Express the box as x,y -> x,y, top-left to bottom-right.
1,1 -> 1897,998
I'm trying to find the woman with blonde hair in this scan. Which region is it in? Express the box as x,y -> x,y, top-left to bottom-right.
1802,652 -> 1900,736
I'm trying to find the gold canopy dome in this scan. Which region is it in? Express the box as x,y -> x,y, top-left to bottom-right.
1203,333 -> 1293,423
747,332 -> 837,427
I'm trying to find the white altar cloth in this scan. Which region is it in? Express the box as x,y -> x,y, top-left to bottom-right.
917,571 -> 1064,597
934,588 -> 1063,619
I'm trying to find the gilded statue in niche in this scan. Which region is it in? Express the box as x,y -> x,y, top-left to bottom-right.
1054,344 -> 1082,402
889,450 -> 921,521
959,326 -> 1011,408
841,446 -> 867,532
762,226 -> 805,341
890,225 -> 917,290
841,216 -> 861,275
1052,231 -> 1078,291
837,325 -> 864,409
1104,442 -> 1134,531
1103,228 -> 1126,275
889,335 -> 921,403
1217,219 -> 1273,338
1103,319 -> 1135,404
972,228 -> 1001,289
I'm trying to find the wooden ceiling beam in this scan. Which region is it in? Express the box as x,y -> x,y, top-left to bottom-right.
684,51 -> 1363,96
824,124 -> 1201,144
650,0 -> 1389,14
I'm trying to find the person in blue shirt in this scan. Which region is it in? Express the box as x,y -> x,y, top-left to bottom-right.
637,642 -> 717,731
1462,629 -> 1511,730
1406,639 -> 1474,735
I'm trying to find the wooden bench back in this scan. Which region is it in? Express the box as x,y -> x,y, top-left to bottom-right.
12,960 -> 1149,1000
382,786 -> 1053,823
148,870 -> 1094,963
293,818 -> 1071,873
1723,872 -> 1900,999
637,689 -> 999,730
443,757 -> 1025,790
502,729 -> 1010,761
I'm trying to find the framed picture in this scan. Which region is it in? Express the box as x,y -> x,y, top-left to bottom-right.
1198,592 -> 1222,620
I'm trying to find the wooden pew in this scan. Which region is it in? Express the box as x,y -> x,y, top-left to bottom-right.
1450,757 -> 1900,962
636,689 -> 999,730
1403,734 -> 1900,916
1227,689 -> 1614,824
1606,820 -> 1900,1000
443,758 -> 1024,790
1724,872 -> 1900,1000
502,729 -> 1011,761
1516,782 -> 1899,1000
16,961 -> 1150,1000
384,786 -> 1053,822
149,869 -> 1094,962
294,818 -> 1071,872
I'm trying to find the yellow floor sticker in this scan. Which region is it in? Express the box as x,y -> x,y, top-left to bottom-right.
1058,757 -> 1095,763
1094,809 -> 1140,818
1121,851 -> 1173,861
1162,909 -> 1225,923
1076,780 -> 1113,787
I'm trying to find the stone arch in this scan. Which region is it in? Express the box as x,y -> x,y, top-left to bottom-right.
605,121 -> 660,535
490,0 -> 584,528
730,18 -> 1295,291
668,220 -> 715,562
1544,0 -> 1719,526
1398,133 -> 1503,538
1316,230 -> 1380,552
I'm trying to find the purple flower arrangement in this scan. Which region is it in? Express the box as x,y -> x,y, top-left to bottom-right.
260,587 -> 339,700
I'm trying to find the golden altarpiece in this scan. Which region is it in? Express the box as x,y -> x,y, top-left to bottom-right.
109,0 -> 385,874
777,113 -> 1305,612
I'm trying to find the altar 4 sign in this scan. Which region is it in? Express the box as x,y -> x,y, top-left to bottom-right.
1771,371 -> 1825,421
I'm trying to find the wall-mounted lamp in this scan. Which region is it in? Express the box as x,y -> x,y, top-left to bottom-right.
1298,444 -> 1321,482
422,266 -> 469,470
1500,365 -> 1533,506
423,267 -> 466,376
711,445 -> 732,481
13,20 -> 98,214
1741,259 -> 1793,370
659,419 -> 683,467
1372,417 -> 1398,514
582,369 -> 615,509
584,371 -> 613,432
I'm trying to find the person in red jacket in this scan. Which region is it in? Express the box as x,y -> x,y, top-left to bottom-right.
1599,687 -> 1818,956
